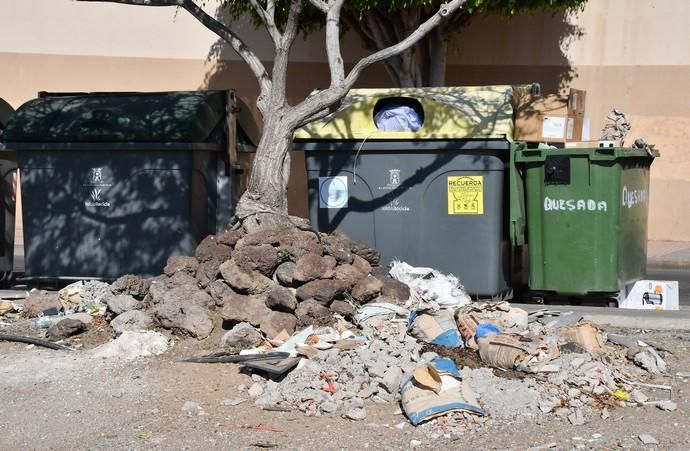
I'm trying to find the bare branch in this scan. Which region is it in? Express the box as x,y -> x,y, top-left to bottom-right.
179,0 -> 272,111
77,0 -> 181,5
281,0 -> 303,47
270,1 -> 304,109
324,0 -> 346,86
343,0 -> 467,88
248,0 -> 281,46
308,0 -> 328,13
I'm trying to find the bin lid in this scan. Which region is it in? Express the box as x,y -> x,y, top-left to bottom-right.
3,90 -> 250,144
294,85 -> 514,141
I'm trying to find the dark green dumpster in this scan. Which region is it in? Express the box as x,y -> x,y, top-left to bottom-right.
516,145 -> 658,296
3,90 -> 256,279
0,97 -> 17,281
295,86 -> 518,297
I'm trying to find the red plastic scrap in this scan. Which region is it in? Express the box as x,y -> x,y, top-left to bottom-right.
319,372 -> 338,394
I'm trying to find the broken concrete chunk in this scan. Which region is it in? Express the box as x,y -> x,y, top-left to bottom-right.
344,407 -> 367,421
110,310 -> 155,335
638,434 -> 659,445
567,409 -> 585,426
380,366 -> 403,394
656,400 -> 677,411
220,322 -> 263,350
630,389 -> 648,403
106,294 -> 140,316
634,348 -> 667,374
248,383 -> 264,398
220,260 -> 274,294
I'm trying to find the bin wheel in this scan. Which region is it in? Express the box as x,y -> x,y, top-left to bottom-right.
0,271 -> 13,288
607,297 -> 619,308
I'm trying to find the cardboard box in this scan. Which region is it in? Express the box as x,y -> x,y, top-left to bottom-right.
513,87 -> 586,143
619,280 -> 679,311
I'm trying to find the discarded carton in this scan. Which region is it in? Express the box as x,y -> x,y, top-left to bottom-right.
558,322 -> 604,354
618,280 -> 679,311
513,87 -> 586,143
400,358 -> 484,426
477,332 -> 560,372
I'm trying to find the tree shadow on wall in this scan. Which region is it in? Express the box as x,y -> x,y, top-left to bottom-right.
446,10 -> 584,94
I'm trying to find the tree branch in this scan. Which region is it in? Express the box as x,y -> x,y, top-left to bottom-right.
344,0 -> 466,88
77,0 -> 181,5
322,0 -> 346,86
248,0 -> 281,46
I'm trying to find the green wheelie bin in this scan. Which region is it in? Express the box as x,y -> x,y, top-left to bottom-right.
516,145 -> 658,296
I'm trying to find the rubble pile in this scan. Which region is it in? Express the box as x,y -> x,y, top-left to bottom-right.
0,225 -> 676,433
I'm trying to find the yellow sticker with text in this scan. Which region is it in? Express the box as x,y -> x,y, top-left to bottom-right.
448,176 -> 484,215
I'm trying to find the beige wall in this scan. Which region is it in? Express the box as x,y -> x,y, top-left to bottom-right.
1,0 -> 689,240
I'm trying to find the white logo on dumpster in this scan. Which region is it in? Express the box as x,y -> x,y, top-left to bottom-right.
622,186 -> 647,208
319,176 -> 348,209
86,188 -> 110,207
92,167 -> 103,183
543,197 -> 607,212
389,169 -> 400,186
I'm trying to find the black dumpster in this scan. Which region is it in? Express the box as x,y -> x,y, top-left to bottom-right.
0,97 -> 17,281
3,90 -> 256,279
295,86 -> 516,297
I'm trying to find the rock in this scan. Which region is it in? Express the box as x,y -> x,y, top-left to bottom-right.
320,401 -> 338,413
182,401 -> 203,415
220,293 -> 271,327
630,389 -> 648,403
275,262 -> 297,287
410,439 -> 422,448
248,383 -> 264,398
236,228 -> 289,248
634,348 -> 667,374
22,291 -> 60,318
370,266 -> 390,278
322,235 -> 354,264
163,256 -> 199,277
366,360 -> 388,379
656,400 -> 677,411
380,366 -> 403,394
153,286 -> 214,339
568,409 -> 585,426
378,278 -> 410,302
539,398 -> 559,413
46,318 -> 87,339
195,235 -> 233,263
232,244 -> 280,277
93,331 -> 169,359
294,299 -> 333,326
330,300 -> 354,317
638,434 -> 659,445
220,322 -> 263,350
351,277 -> 383,303
266,285 -> 297,313
220,398 -> 247,406
351,255 -> 372,276
260,311 -> 298,339
219,260 -> 274,294
344,407 -> 367,421
195,260 -> 222,288
106,294 -> 140,316
333,264 -> 364,288
110,310 -> 156,334
350,240 -> 380,265
238,228 -> 321,260
109,274 -> 151,299
296,279 -> 349,305
293,254 -> 337,284
600,408 -> 610,420
208,280 -> 235,307
168,271 -> 198,288
216,229 -> 242,247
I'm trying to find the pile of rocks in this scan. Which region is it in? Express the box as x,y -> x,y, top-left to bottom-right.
101,227 -> 410,343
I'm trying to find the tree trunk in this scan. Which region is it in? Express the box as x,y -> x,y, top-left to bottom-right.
428,28 -> 447,87
235,112 -> 296,232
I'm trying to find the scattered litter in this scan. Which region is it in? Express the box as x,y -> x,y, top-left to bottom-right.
633,348 -> 667,374
408,309 -> 463,348
400,358 -> 484,426
389,261 -> 470,308
221,398 -> 247,406
654,400 -> 678,411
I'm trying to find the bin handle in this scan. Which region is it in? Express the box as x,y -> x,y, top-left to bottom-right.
353,132 -> 375,184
